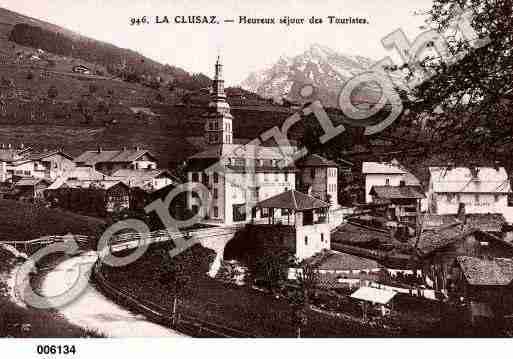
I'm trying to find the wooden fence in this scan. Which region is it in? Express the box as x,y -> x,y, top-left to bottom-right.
93,260 -> 257,338
109,226 -> 239,253
0,234 -> 90,254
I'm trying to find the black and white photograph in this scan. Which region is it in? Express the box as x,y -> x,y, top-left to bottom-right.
0,0 -> 512,351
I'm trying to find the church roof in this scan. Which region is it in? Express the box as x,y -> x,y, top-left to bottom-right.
256,190 -> 329,211
188,143 -> 298,161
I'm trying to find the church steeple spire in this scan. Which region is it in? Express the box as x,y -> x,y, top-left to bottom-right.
211,54 -> 226,104
204,54 -> 233,145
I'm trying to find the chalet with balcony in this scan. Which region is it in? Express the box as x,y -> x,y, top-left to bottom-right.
369,182 -> 425,225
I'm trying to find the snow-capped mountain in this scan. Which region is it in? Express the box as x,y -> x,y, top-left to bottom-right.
240,44 -> 380,107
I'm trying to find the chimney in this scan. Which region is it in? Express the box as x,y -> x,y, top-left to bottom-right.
457,203 -> 466,225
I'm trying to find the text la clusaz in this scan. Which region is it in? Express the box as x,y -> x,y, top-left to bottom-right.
156,15 -> 219,24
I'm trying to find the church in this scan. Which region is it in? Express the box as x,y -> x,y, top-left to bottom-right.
185,56 -> 339,225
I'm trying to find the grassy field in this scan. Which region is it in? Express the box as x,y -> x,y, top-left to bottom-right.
101,244 -> 398,337
0,199 -> 105,242
0,247 -> 103,337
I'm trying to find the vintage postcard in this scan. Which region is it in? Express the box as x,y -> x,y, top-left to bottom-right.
0,0 -> 512,352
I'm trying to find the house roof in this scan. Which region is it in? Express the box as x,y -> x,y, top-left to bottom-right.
74,149 -> 155,165
15,177 -> 50,187
369,185 -> 425,199
415,224 -> 476,255
256,190 -> 329,211
362,160 -> 421,186
457,256 -> 513,286
308,250 -> 380,271
362,161 -> 407,174
295,154 -> 339,168
63,179 -> 127,190
0,149 -> 25,162
28,150 -> 74,161
414,224 -> 513,256
421,213 -> 505,232
111,169 -> 178,188
428,167 -> 510,193
351,286 -> 397,305
331,222 -> 390,245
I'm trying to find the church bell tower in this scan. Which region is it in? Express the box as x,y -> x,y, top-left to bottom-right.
204,55 -> 233,145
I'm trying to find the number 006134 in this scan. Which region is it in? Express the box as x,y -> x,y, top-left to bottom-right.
36,345 -> 76,355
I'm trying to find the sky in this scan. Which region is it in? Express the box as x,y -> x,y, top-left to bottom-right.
1,0 -> 434,85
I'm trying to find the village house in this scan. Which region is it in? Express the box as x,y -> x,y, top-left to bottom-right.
0,144 -> 33,181
296,154 -> 339,206
74,147 -> 158,175
0,146 -> 75,181
110,168 -> 177,192
24,149 -> 75,180
45,179 -> 130,216
305,250 -> 382,289
249,189 -> 331,261
413,224 -> 513,297
369,182 -> 425,226
13,177 -> 51,202
362,160 -> 421,204
450,256 -> 513,328
427,166 -> 511,216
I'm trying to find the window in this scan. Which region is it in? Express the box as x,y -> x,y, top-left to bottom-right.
321,233 -> 324,242
261,207 -> 269,218
495,194 -> 500,202
213,206 -> 219,218
311,168 -> 315,178
304,236 -> 308,246
474,194 -> 479,203
284,172 -> 288,182
385,178 -> 390,186
213,188 -> 218,199
192,173 -> 199,182
264,172 -> 269,182
213,172 -> 219,183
